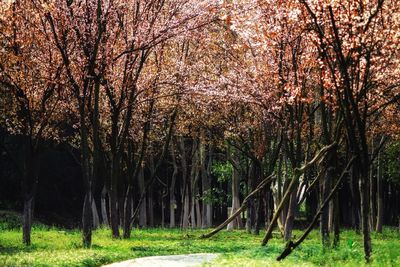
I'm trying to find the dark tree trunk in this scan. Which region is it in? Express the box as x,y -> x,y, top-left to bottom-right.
333,192 -> 340,247
101,186 -> 109,226
109,153 -> 120,237
376,151 -> 383,233
138,166 -> 147,227
283,187 -> 298,241
170,147 -> 178,228
320,148 -> 337,246
22,196 -> 34,246
180,137 -> 190,228
82,191 -> 93,248
123,187 -> 133,238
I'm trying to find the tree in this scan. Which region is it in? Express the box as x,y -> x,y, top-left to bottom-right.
0,1 -> 64,245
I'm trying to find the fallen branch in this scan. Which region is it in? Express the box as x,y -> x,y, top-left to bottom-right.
261,142 -> 337,246
276,157 -> 355,261
200,173 -> 276,239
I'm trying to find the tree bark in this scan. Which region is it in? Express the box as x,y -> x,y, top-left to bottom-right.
283,186 -> 298,241
170,147 -> 178,228
227,163 -> 242,230
123,187 -> 133,238
201,141 -> 212,228
22,196 -> 34,246
376,150 -> 383,233
138,166 -> 147,228
82,191 -> 93,248
101,186 -> 109,226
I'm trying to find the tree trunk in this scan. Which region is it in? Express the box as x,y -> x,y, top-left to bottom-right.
123,187 -> 133,238
180,137 -> 190,229
138,166 -> 147,228
376,150 -> 383,233
110,156 -> 120,237
369,157 -> 376,231
148,193 -> 154,227
227,163 -> 241,230
320,148 -> 336,246
22,196 -> 34,246
333,192 -> 340,247
350,166 -> 361,233
190,142 -> 199,228
201,141 -> 212,228
283,186 -> 298,241
359,158 -> 372,262
92,196 -> 100,229
170,148 -> 178,228
182,185 -> 190,228
82,191 -> 93,248
101,186 -> 109,226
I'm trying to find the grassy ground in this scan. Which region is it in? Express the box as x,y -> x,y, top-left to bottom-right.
1,216 -> 400,266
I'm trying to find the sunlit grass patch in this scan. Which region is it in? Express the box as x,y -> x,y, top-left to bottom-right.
0,223 -> 399,266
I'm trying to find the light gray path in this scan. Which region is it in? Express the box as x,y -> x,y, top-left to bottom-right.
102,253 -> 219,267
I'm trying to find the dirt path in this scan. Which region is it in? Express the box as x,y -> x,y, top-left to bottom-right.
102,253 -> 219,267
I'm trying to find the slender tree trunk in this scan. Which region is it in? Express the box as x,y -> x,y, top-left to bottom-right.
182,186 -> 190,228
350,166 -> 361,233
369,151 -> 377,231
170,148 -> 178,228
246,164 -> 256,233
376,151 -> 383,233
180,137 -> 190,229
359,155 -> 372,262
333,192 -> 340,247
92,197 -> 100,229
138,166 -> 147,228
227,163 -> 242,230
190,142 -> 199,228
201,141 -> 212,228
110,156 -> 120,237
82,191 -> 93,248
101,186 -> 109,226
320,148 -> 336,246
123,187 -> 133,238
284,186 -> 298,241
148,192 -> 154,227
253,193 -> 263,235
22,196 -> 34,246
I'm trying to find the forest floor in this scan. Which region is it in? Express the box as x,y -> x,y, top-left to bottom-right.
1,216 -> 400,266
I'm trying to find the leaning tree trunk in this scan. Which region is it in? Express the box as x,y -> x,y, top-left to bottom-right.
262,143 -> 335,246
276,157 -> 354,260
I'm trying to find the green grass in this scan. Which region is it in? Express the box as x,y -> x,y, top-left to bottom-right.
1,216 -> 400,266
